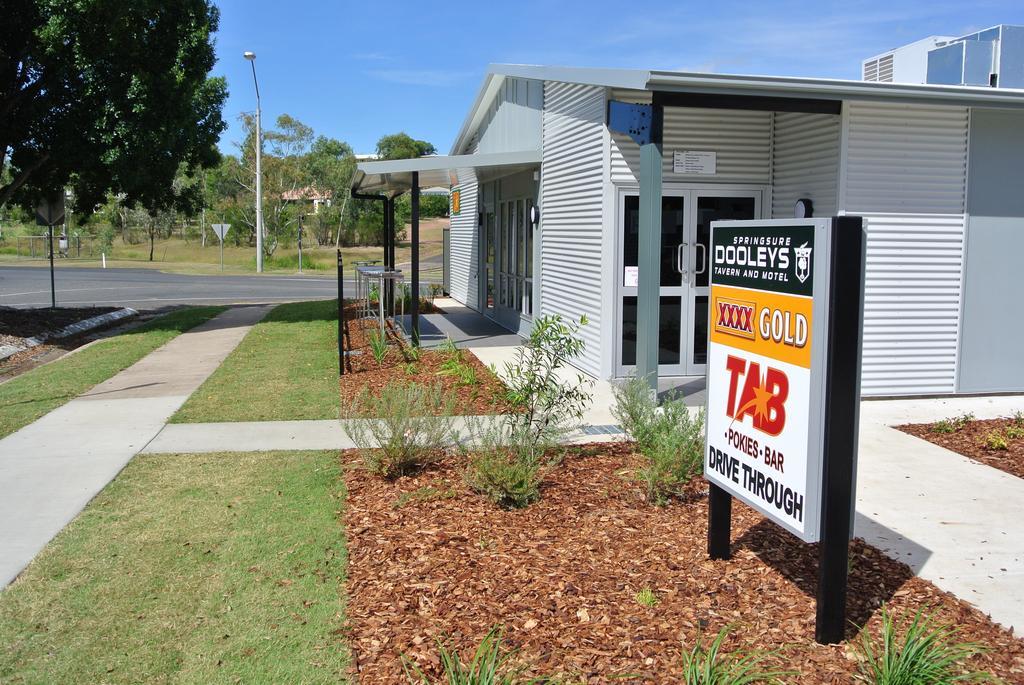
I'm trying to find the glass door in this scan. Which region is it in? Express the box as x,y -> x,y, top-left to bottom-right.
683,191 -> 759,375
483,209 -> 496,310
618,191 -> 687,376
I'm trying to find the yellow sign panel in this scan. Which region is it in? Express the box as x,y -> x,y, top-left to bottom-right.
709,283 -> 813,369
451,189 -> 461,215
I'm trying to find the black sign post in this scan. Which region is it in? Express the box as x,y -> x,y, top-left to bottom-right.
35,193 -> 66,309
814,216 -> 866,644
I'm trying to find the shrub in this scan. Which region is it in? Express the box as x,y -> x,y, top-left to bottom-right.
613,376 -> 706,505
931,413 -> 974,434
498,314 -> 592,461
1006,425 -> 1024,440
681,625 -> 788,684
343,382 -> 454,478
403,626 -> 542,685
368,329 -> 389,366
982,430 -> 1008,451
855,607 -> 990,684
464,418 -> 542,509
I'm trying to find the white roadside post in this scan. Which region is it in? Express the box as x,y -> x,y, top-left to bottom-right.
243,51 -> 263,273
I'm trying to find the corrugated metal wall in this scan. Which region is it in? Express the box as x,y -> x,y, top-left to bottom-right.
540,81 -> 606,377
608,89 -> 772,185
476,77 -> 543,154
842,101 -> 969,395
770,112 -> 841,218
448,138 -> 480,310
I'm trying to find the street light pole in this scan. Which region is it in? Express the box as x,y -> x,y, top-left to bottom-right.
244,51 -> 264,273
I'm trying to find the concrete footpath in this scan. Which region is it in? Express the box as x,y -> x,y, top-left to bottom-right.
0,305 -> 270,587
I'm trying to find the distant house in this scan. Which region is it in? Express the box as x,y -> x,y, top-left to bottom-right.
281,186 -> 332,213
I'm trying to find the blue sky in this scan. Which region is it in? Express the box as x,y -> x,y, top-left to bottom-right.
213,0 -> 1022,155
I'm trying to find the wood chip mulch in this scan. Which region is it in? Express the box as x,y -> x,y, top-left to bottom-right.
339,304 -> 510,416
897,416 -> 1024,480
343,443 -> 1024,684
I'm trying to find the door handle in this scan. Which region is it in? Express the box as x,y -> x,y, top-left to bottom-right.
696,243 -> 707,276
677,243 -> 688,277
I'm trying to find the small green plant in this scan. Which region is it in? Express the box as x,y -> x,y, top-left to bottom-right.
613,376 -> 706,505
393,486 -> 457,510
405,362 -> 419,376
931,412 -> 975,434
439,336 -> 460,357
499,314 -> 593,460
464,418 -> 542,509
1006,425 -> 1024,440
342,382 -> 454,478
403,626 -> 543,684
982,430 -> 1008,451
855,607 -> 990,684
438,353 -> 479,386
635,587 -> 659,608
681,625 -> 788,684
1012,410 -> 1024,427
405,343 -> 422,363
368,329 -> 390,366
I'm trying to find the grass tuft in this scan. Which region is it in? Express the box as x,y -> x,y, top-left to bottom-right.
855,606 -> 991,684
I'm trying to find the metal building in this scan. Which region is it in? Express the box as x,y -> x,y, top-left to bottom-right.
350,64 -> 1024,397
864,24 -> 1024,88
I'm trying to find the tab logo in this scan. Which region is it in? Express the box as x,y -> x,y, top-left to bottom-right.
725,354 -> 788,436
714,296 -> 756,341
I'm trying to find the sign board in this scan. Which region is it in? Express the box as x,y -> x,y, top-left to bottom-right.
211,223 -> 230,241
703,216 -> 866,644
704,219 -> 827,542
673,150 -> 716,175
450,189 -> 461,215
35,194 -> 66,227
623,266 -> 638,287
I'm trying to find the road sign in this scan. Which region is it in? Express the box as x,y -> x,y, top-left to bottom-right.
211,223 -> 230,241
35,194 -> 66,227
703,216 -> 866,644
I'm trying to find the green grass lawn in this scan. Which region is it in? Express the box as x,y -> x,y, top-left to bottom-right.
172,300 -> 339,423
0,450 -> 348,684
0,306 -> 225,439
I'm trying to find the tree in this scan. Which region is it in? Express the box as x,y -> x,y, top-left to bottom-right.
375,133 -> 436,161
0,0 -> 227,210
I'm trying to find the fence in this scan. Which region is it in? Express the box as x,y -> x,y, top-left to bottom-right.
11,235 -> 100,260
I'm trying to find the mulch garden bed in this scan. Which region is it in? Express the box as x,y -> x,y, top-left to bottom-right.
0,305 -> 118,343
897,415 -> 1024,480
339,303 -> 510,416
343,443 -> 1024,683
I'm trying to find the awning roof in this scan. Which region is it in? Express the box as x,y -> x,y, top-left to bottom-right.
350,150 -> 541,196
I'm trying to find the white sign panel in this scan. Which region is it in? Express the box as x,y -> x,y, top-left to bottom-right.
623,266 -> 638,287
211,223 -> 230,241
703,218 -> 831,542
673,150 -> 716,175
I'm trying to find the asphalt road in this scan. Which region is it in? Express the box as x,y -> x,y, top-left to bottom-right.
0,265 -> 344,310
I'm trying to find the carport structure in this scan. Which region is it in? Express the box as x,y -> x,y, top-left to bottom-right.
350,150 -> 540,344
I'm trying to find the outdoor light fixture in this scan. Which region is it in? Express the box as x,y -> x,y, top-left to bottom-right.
530,205 -> 540,226
478,211 -> 484,227
794,198 -> 814,218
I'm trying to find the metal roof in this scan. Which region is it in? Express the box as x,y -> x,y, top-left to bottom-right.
350,150 -> 541,195
450,63 -> 1024,154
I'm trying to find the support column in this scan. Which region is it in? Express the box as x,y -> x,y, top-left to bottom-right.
410,172 -> 420,346
636,104 -> 663,392
385,196 -> 395,316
